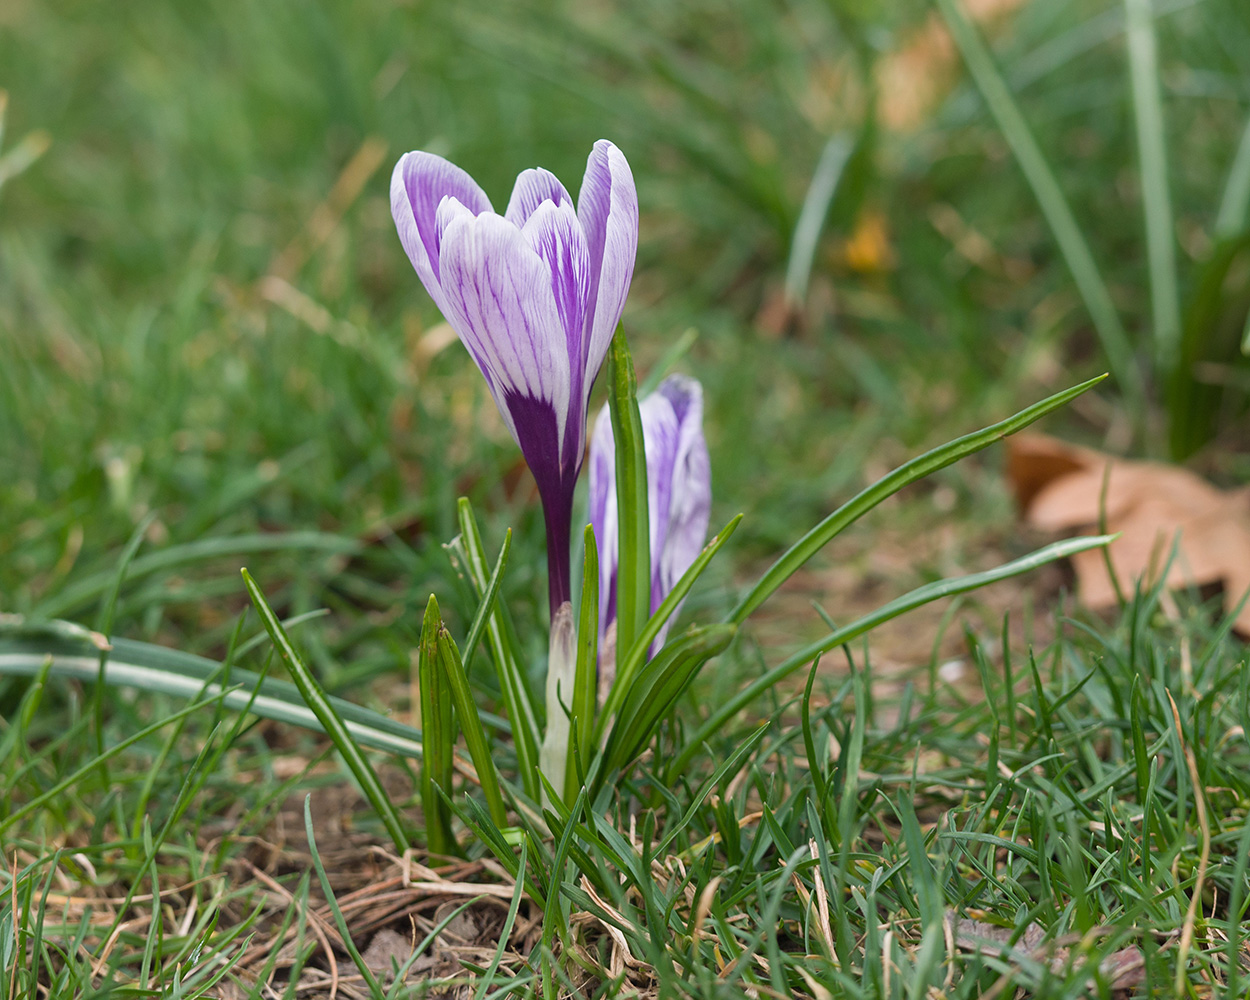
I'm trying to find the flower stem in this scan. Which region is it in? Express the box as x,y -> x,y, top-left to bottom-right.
542,496 -> 572,618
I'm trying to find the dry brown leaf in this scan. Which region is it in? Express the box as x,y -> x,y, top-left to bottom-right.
1007,433 -> 1250,632
949,913 -> 1146,996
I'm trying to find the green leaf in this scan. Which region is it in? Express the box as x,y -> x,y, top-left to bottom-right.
600,513 -> 743,740
728,376 -> 1107,625
303,796 -> 384,999
435,622 -> 508,828
1168,232 -> 1250,459
35,532 -> 359,620
1124,0 -> 1180,376
673,534 -> 1115,775
0,626 -> 425,759
567,524 -> 600,802
602,623 -> 736,776
419,595 -> 457,857
607,327 -> 650,670
785,132 -> 854,307
242,568 -> 411,856
1215,111 -> 1250,239
461,528 -> 511,671
457,498 -> 541,801
936,0 -> 1145,425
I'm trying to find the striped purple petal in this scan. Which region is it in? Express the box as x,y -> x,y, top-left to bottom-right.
577,141 -> 638,404
390,142 -> 639,614
390,151 -> 492,317
505,167 -> 574,228
589,375 -> 711,650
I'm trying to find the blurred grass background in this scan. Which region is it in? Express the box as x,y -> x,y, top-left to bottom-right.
2,0 -> 1249,670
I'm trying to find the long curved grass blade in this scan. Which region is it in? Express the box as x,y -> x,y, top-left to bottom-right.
600,513 -> 743,738
1125,0 -> 1180,374
673,534 -> 1115,775
785,132 -> 853,307
0,630 -> 424,758
243,569 -> 411,855
728,376 -> 1106,625
476,838 -> 528,1000
303,797 -> 384,999
936,0 -> 1145,423
607,327 -> 651,669
35,532 -> 359,620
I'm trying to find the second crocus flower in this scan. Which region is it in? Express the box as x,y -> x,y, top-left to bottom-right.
589,374 -> 712,656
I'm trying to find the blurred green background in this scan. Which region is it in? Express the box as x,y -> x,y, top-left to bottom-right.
2,0 -> 1249,681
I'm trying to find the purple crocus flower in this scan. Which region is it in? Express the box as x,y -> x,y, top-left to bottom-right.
589,374 -> 712,652
391,141 -> 638,614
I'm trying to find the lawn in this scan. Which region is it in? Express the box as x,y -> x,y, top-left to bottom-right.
2,0 -> 1249,996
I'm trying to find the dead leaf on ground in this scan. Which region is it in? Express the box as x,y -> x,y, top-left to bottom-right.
1006,433 -> 1250,633
948,913 -> 1147,997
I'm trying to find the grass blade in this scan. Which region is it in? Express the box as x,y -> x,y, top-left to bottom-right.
567,524 -> 599,802
34,531 -> 358,620
728,375 -> 1106,625
785,133 -> 853,308
302,797 -> 383,999
461,528 -> 511,671
1215,111 -> 1250,238
936,0 -> 1145,424
242,568 -> 411,856
1125,0 -> 1181,375
457,498 -> 541,801
676,534 -> 1115,774
602,513 -> 742,735
607,327 -> 651,669
0,630 -> 425,759
419,595 -> 457,857
604,623 -> 736,775
435,619 -> 508,828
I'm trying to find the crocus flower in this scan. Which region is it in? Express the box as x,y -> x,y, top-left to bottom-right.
391,141 -> 638,614
589,374 -> 712,653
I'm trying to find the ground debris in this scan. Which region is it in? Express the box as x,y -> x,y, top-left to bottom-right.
948,912 -> 1148,997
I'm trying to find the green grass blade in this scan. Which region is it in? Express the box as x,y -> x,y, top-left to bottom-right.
567,524 -> 599,802
728,376 -> 1106,625
1125,0 -> 1181,375
1216,112 -> 1250,238
936,0 -> 1145,423
676,534 -> 1115,774
419,595 -> 456,857
607,327 -> 651,669
457,498 -> 541,800
435,623 -> 508,829
302,796 -> 384,999
242,568 -> 410,856
461,528 -> 511,671
603,623 -> 736,775
35,532 -> 359,620
785,132 -> 853,307
603,513 -> 743,734
475,838 -> 528,1000
0,631 -> 425,759
0,687 -> 228,835
638,327 -> 699,396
